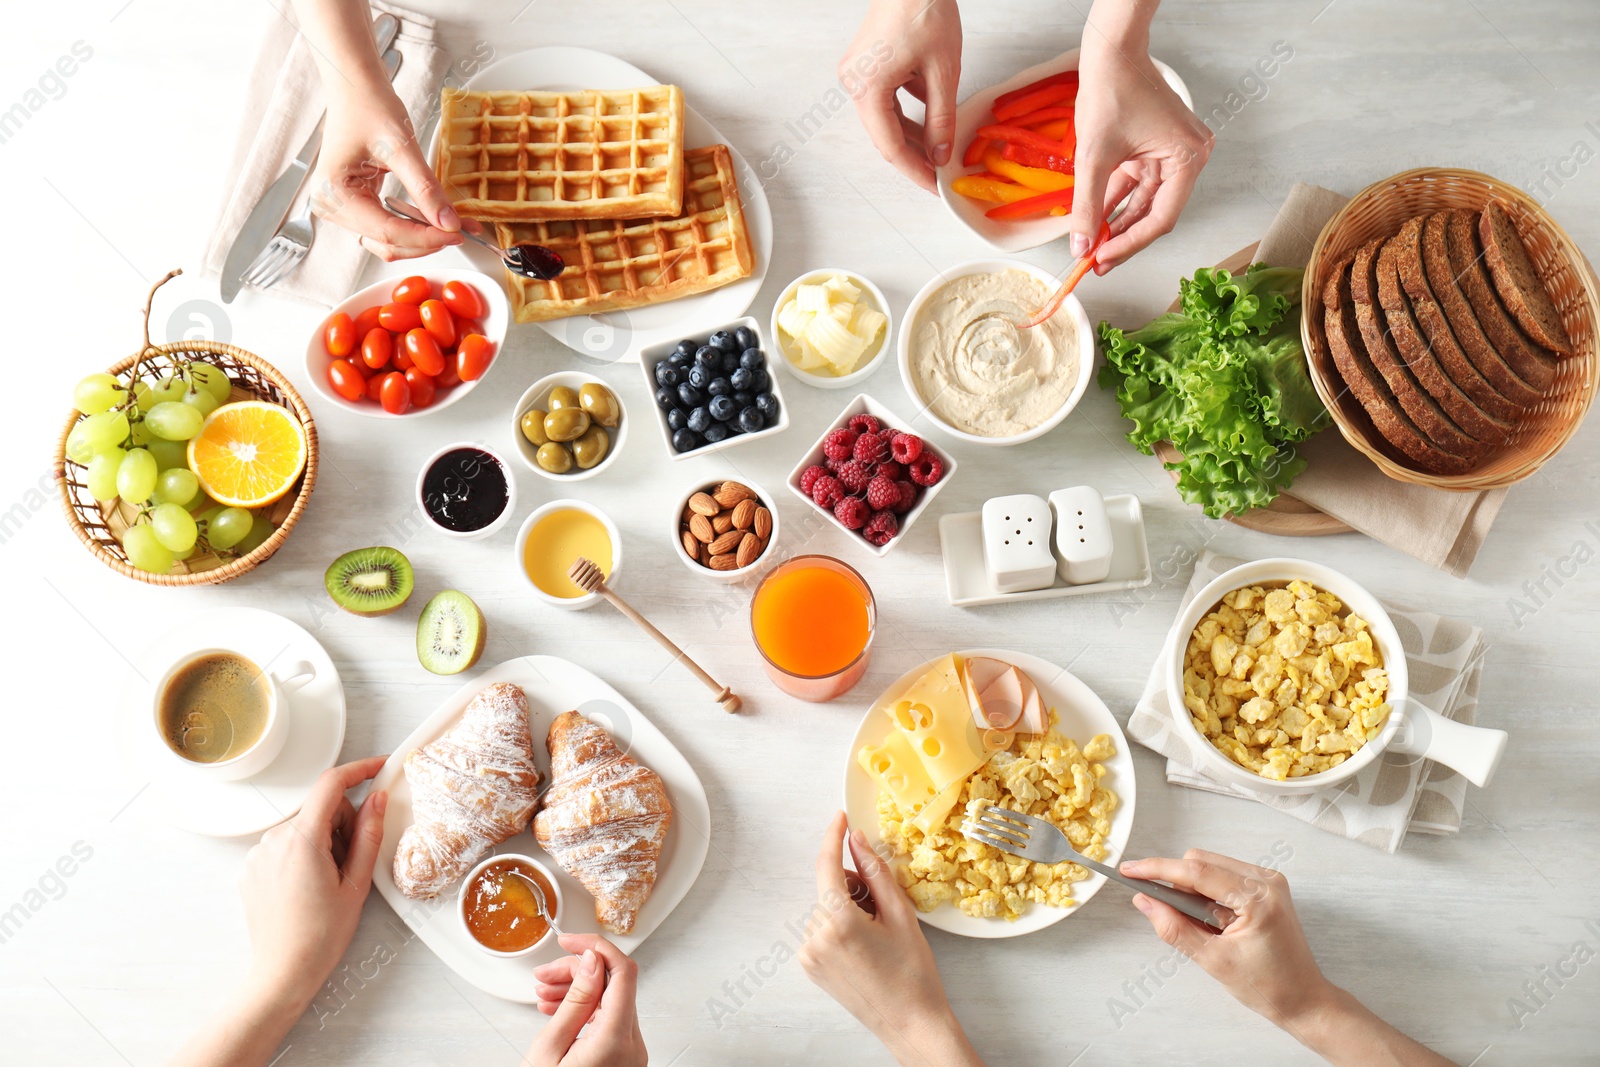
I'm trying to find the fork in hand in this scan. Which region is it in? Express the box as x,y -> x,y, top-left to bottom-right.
962,803 -> 1235,930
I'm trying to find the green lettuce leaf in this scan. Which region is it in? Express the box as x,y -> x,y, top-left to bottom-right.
1096,263 -> 1326,519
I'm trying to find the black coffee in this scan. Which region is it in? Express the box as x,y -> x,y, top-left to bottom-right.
158,653 -> 271,763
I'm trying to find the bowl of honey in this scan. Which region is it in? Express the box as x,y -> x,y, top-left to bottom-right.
516,499 -> 621,610
458,853 -> 563,958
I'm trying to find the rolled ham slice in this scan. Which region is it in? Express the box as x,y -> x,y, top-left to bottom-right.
960,656 -> 1047,735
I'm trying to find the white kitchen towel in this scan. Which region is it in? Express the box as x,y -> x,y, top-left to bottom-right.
202,1 -> 447,306
1127,550 -> 1484,852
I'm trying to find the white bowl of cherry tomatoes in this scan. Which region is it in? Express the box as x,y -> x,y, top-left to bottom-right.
306,269 -> 510,418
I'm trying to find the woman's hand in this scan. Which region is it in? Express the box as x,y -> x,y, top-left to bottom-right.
239,756 -> 389,1008
311,82 -> 464,261
1124,850 -> 1457,1066
841,0 -> 963,193
798,812 -> 984,1067
528,934 -> 647,1067
1069,0 -> 1213,271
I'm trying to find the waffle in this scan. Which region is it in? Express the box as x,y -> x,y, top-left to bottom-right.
495,144 -> 754,323
436,86 -> 685,221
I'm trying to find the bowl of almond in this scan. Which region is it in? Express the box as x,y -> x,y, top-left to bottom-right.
672,478 -> 779,582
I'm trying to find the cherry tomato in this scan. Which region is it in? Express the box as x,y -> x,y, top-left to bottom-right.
378,371 -> 411,415
404,367 -> 437,409
378,301 -> 423,332
456,333 -> 495,382
441,280 -> 486,320
392,341 -> 415,373
419,299 -> 457,349
404,328 -> 446,376
324,312 -> 356,358
327,358 -> 366,402
453,318 -> 481,339
392,275 -> 432,305
365,373 -> 386,403
435,358 -> 464,390
360,327 -> 392,372
352,304 -> 383,338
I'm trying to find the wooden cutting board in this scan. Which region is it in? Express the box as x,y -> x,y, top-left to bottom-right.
1151,242 -> 1352,537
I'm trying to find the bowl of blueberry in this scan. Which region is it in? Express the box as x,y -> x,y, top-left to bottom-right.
637,317 -> 789,459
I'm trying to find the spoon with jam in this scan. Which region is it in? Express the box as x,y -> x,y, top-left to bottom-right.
383,197 -> 565,281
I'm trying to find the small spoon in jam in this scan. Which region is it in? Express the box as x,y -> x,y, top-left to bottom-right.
382,197 -> 565,281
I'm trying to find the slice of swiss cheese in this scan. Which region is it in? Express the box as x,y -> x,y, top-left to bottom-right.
856,727 -> 941,815
885,654 -> 1007,789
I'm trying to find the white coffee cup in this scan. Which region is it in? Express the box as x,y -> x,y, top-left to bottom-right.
152,649 -> 315,781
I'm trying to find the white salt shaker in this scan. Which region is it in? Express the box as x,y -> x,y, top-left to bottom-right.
981,494 -> 1057,593
1049,486 -> 1113,585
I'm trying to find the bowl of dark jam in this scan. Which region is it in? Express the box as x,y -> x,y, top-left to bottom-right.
415,443 -> 517,540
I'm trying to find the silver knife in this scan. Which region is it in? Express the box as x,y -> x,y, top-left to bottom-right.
220,13 -> 401,302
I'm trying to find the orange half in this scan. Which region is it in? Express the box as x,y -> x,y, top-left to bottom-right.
187,400 -> 308,508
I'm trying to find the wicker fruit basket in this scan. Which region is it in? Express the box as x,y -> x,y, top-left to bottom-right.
53,339 -> 318,586
1302,166 -> 1600,491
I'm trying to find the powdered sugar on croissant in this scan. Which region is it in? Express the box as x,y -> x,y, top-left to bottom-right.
393,683 -> 540,899
534,711 -> 671,934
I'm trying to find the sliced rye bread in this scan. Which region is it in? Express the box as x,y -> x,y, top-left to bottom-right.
1479,200 -> 1574,356
1418,211 -> 1551,408
1424,211 -> 1554,399
1322,255 -> 1477,475
1374,238 -> 1512,444
1349,237 -> 1489,462
1387,218 -> 1528,425
1443,210 -> 1561,389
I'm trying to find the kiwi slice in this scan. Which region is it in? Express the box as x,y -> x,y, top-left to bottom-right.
325,546 -> 414,617
417,590 -> 486,675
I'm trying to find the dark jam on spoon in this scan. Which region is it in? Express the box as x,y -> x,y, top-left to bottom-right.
509,243 -> 566,281
422,447 -> 509,533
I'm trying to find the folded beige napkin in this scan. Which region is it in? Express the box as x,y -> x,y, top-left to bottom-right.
1127,550 -> 1483,853
1255,182 -> 1507,577
202,1 -> 447,306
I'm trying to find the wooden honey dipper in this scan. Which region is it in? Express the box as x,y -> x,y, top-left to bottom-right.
567,557 -> 742,714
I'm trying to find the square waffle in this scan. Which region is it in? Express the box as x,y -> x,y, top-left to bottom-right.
494,144 -> 754,324
436,85 -> 685,221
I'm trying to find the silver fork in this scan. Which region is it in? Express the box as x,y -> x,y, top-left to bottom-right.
241,46 -> 403,290
962,804 -> 1235,930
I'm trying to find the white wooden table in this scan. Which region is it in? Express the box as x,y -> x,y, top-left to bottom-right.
5,2 -> 1597,1064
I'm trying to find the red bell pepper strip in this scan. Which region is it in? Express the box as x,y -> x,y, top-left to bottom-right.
1024,219 -> 1113,327
961,135 -> 992,168
993,82 -> 1075,123
984,186 -> 1075,220
993,70 -> 1078,112
977,123 -> 1075,156
1001,140 -> 1074,175
1018,107 -> 1076,127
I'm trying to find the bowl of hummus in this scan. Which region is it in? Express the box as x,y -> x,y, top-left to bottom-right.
897,259 -> 1093,446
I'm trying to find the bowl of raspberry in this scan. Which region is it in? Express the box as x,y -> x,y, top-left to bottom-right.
786,394 -> 957,558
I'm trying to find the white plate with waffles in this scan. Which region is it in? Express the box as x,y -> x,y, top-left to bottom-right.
433,47 -> 774,363
841,649 -> 1136,938
369,656 -> 711,1003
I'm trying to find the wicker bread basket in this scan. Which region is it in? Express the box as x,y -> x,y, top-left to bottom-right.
53,341 -> 318,585
1302,167 -> 1600,491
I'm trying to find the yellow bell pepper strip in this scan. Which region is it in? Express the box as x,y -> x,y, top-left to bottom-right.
1025,118 -> 1073,141
1000,141 -> 1074,176
984,185 -> 1076,220
993,70 -> 1078,112
951,174 -> 1036,204
1024,219 -> 1111,326
984,147 -> 1074,192
993,81 -> 1076,123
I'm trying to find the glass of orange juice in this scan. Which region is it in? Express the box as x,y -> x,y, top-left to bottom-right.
750,555 -> 875,702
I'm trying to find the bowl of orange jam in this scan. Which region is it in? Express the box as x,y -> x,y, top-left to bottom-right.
458,854 -> 563,958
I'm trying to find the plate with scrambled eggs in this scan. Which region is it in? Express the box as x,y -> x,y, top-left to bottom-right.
843,649 -> 1136,938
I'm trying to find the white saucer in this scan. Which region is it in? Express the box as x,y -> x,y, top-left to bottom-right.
114,607 -> 347,837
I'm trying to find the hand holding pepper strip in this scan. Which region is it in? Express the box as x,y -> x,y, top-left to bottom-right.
1024,219 -> 1111,326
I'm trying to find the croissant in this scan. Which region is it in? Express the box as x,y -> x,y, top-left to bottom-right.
392,682 -> 541,899
533,711 -> 671,934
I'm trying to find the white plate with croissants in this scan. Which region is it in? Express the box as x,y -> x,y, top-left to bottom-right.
370,656 -> 710,1002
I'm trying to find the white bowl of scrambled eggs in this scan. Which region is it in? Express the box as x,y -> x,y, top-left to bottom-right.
1164,558 -> 1507,796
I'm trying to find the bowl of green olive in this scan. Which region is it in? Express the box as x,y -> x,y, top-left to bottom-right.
512,372 -> 627,481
